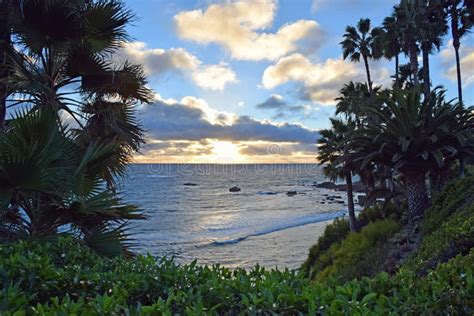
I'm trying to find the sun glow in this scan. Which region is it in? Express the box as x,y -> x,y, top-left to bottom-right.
210,141 -> 245,163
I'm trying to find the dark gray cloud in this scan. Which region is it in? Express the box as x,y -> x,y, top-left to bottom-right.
239,143 -> 317,156
138,98 -> 320,144
255,94 -> 315,120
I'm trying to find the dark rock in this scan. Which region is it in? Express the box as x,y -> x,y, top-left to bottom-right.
229,186 -> 241,192
286,191 -> 297,196
314,181 -> 336,189
183,183 -> 198,186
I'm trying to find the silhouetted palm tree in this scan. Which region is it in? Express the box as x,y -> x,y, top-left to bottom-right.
396,0 -> 422,87
340,18 -> 383,94
418,1 -> 448,98
0,0 -> 11,130
350,88 -> 474,221
0,0 -> 153,255
444,0 -> 473,106
382,14 -> 403,87
318,119 -> 358,232
4,0 -> 153,186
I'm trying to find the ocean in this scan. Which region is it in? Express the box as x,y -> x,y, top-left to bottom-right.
120,164 -> 353,269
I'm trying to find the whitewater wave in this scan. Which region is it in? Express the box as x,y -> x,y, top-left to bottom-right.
146,174 -> 174,178
211,210 -> 347,246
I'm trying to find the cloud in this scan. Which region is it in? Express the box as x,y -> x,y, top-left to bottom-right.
255,94 -> 310,120
139,94 -> 319,144
116,42 -> 237,91
440,42 -> 474,89
140,140 -> 214,158
261,53 -> 390,105
190,62 -> 238,91
174,0 -> 324,61
116,42 -> 199,74
239,142 -> 316,157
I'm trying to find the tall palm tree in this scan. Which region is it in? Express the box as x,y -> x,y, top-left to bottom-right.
4,0 -> 153,186
396,0 -> 422,87
318,118 -> 358,232
382,14 -> 402,87
340,18 -> 383,94
349,88 -> 474,221
444,0 -> 473,106
418,1 -> 448,98
0,0 -> 11,130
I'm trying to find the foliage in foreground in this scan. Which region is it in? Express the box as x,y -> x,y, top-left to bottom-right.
1,237 -> 473,315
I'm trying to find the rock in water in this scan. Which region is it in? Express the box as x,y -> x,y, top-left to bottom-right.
315,181 -> 336,189
286,191 -> 297,196
183,183 -> 198,186
229,186 -> 241,192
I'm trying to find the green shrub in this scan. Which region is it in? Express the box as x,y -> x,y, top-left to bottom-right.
406,205 -> 474,273
358,202 -> 404,225
301,217 -> 350,277
314,219 -> 401,282
1,238 -> 473,314
422,176 -> 474,236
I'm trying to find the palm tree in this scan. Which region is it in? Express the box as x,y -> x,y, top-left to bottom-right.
0,0 -> 11,130
396,1 -> 422,87
318,118 -> 358,232
335,82 -> 382,122
418,1 -> 448,98
4,0 -> 153,186
444,0 -> 473,106
382,14 -> 402,87
444,0 -> 474,176
350,88 -> 474,221
0,0 -> 153,254
340,18 -> 383,94
0,110 -> 144,255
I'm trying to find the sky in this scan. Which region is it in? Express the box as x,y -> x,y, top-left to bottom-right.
120,0 -> 474,163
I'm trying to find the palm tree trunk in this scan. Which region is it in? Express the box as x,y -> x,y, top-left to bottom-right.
451,5 -> 463,106
409,43 -> 419,87
422,43 -> 430,99
0,0 -> 10,131
454,44 -> 463,106
404,170 -> 430,222
345,172 -> 357,232
362,54 -> 372,94
395,54 -> 399,88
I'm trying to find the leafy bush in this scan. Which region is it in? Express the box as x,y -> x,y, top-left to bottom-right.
1,238 -> 473,314
422,176 -> 474,236
302,204 -> 404,279
314,219 -> 401,282
358,202 -> 404,225
301,217 -> 350,277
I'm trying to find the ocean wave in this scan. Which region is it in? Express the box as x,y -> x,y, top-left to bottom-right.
211,210 -> 347,246
146,174 -> 174,178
